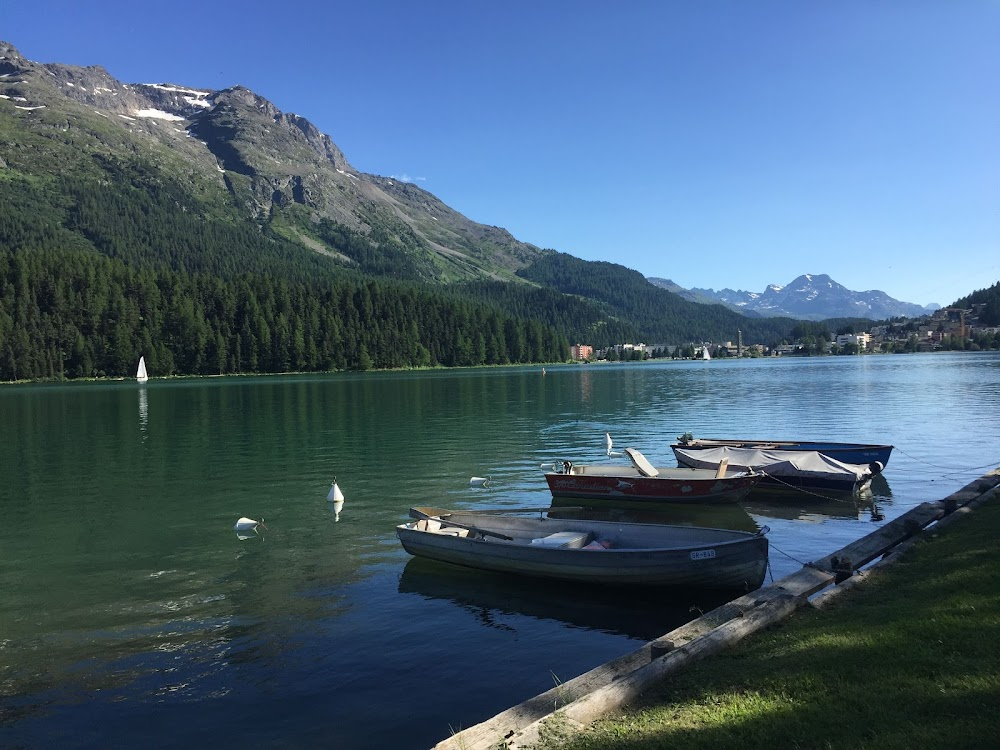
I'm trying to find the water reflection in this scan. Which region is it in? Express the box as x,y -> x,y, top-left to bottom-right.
736,473 -> 893,523
578,367 -> 592,402
138,386 -> 148,436
870,474 -> 893,499
547,499 -> 760,533
742,489 -> 891,523
398,557 -> 734,641
2,356 -> 996,749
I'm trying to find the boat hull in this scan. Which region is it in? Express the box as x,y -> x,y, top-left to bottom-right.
753,473 -> 873,494
397,512 -> 768,590
671,446 -> 880,495
672,439 -> 893,467
544,467 -> 760,504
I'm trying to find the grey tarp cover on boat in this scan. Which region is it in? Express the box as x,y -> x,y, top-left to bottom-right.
672,446 -> 874,481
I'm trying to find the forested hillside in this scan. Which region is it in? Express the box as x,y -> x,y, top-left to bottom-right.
515,253 -> 863,344
955,281 -> 1000,326
0,165 -> 569,381
0,245 -> 568,380
452,281 -> 640,348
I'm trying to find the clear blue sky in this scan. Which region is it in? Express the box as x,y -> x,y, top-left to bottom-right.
5,1 -> 998,306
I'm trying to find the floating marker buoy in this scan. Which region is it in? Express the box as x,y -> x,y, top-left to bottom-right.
605,432 -> 622,457
469,476 -> 491,487
234,517 -> 267,539
327,479 -> 345,521
327,480 -> 345,504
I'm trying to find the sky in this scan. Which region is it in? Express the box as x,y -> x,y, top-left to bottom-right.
4,1 -> 998,306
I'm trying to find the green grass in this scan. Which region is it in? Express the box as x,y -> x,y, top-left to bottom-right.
544,499 -> 1000,750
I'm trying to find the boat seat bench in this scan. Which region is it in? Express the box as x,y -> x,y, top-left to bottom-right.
414,519 -> 470,537
570,466 -> 647,477
413,520 -> 615,549
529,531 -> 593,549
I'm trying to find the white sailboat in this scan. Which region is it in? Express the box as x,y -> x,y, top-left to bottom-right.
702,346 -> 711,361
136,356 -> 149,383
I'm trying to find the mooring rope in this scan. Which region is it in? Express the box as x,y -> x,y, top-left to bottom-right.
767,542 -> 810,567
757,471 -> 850,503
893,446 -> 1000,474
756,471 -> 887,522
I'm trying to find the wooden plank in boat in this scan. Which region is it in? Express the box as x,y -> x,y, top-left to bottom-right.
624,447 -> 659,477
714,457 -> 730,479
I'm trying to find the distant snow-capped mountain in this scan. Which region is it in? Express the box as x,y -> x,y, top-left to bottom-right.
648,274 -> 940,321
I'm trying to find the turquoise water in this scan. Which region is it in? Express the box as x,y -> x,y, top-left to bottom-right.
2,354 -> 998,748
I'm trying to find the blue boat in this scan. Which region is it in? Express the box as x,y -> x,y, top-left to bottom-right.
671,437 -> 893,468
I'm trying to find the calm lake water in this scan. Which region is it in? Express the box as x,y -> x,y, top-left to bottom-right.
2,353 -> 999,749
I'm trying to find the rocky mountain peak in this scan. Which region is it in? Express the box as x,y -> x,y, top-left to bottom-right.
0,41 -> 30,70
652,273 -> 938,321
0,40 -> 547,281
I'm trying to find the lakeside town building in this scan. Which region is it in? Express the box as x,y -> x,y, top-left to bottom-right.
573,304 -> 995,362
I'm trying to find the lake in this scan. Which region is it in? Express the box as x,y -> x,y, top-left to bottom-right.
2,353 -> 999,749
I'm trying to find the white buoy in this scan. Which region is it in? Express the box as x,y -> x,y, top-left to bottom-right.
327,480 -> 345,521
327,480 -> 345,504
234,517 -> 259,531
234,517 -> 267,539
605,432 -> 622,457
469,476 -> 491,487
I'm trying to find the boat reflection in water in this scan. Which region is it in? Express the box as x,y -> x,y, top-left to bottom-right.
742,474 -> 893,523
397,500 -> 767,640
547,497 -> 761,533
398,556 -> 737,642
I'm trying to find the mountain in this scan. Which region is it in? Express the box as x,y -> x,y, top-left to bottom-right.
516,253 -> 812,344
646,278 -> 766,317
0,41 -> 951,382
0,40 -> 543,283
650,274 -> 939,321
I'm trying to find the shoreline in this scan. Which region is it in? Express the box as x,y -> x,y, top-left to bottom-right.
2,349 -> 994,387
433,467 -> 1000,750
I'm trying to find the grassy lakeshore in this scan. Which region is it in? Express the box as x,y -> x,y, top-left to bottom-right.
542,498 -> 1000,750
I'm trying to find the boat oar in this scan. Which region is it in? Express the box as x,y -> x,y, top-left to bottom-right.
409,508 -> 513,541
